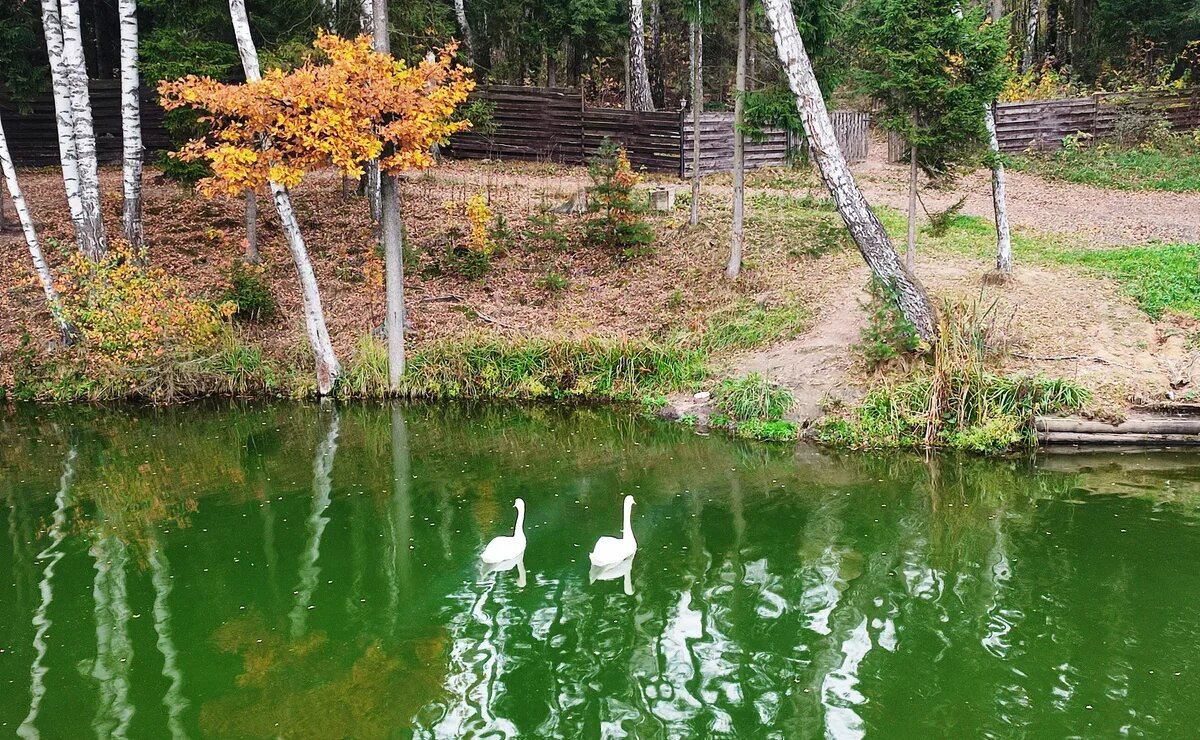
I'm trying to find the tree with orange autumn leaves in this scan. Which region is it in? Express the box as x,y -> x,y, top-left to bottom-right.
158,32 -> 474,196
157,31 -> 473,394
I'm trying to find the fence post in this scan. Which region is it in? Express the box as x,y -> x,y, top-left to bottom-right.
679,108 -> 686,179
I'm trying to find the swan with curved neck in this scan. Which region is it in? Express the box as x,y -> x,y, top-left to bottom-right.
480,498 -> 526,564
589,495 -> 636,567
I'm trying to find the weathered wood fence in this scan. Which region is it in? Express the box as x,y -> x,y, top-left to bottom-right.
993,89 -> 1200,152
448,85 -> 870,176
0,80 -> 169,166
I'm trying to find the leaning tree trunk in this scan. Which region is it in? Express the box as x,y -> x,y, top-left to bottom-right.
118,0 -> 143,251
1022,0 -> 1040,72
452,0 -> 474,65
688,7 -> 702,226
229,0 -> 340,394
727,0 -> 746,280
627,0 -> 655,112
0,113 -> 75,343
762,0 -> 936,340
38,0 -> 88,257
59,0 -> 106,260
373,0 -> 407,388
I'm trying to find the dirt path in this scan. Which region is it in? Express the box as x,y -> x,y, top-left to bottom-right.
853,150 -> 1200,246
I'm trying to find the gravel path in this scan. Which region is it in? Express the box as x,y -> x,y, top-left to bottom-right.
853,152 -> 1200,246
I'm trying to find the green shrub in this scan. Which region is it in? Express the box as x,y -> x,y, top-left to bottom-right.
536,269 -> 571,293
584,140 -> 655,258
735,418 -> 800,442
714,373 -> 795,421
856,275 -> 921,369
218,261 -> 276,322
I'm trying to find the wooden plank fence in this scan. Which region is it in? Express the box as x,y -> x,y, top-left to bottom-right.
994,89 -> 1200,152
0,80 -> 169,166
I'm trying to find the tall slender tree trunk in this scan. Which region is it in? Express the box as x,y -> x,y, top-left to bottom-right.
244,189 -> 260,263
229,0 -> 340,394
628,0 -> 654,111
118,0 -> 143,251
727,0 -> 746,280
39,0 -> 89,257
1022,0 -> 1040,72
906,144 -> 917,271
762,0 -> 937,340
452,0 -> 474,65
688,8 -> 702,226
649,0 -> 662,107
59,0 -> 106,260
0,175 -> 6,232
985,103 -> 1012,275
0,114 -> 74,343
374,0 -> 407,388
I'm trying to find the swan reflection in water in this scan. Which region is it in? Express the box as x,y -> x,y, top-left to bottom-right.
479,554 -> 527,588
589,554 -> 635,595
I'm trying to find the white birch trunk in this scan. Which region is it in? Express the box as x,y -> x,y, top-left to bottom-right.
727,0 -> 746,280
0,113 -> 74,342
628,0 -> 655,112
230,0 -> 341,394
985,103 -> 1013,274
1022,0 -> 1040,72
373,0 -> 407,388
762,0 -> 937,340
359,0 -> 372,33
118,0 -> 143,251
38,0 -> 88,253
59,0 -> 106,260
148,542 -> 188,740
453,0 -> 474,65
688,9 -> 702,226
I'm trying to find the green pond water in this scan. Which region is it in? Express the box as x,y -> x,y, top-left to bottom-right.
2,402 -> 1200,738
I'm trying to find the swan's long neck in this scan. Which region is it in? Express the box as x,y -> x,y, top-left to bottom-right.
514,505 -> 525,538
622,501 -> 633,540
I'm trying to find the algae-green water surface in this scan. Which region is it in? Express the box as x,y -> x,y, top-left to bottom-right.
2,402 -> 1199,738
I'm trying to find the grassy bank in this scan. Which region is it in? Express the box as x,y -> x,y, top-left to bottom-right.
1008,135 -> 1200,192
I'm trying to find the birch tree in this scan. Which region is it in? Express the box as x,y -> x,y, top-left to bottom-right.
628,0 -> 655,111
0,113 -> 74,342
118,0 -> 144,250
452,0 -> 474,65
726,0 -> 746,280
985,1 -> 1013,277
1022,0 -> 1040,72
373,0 -> 407,387
762,0 -> 937,340
38,0 -> 88,258
228,0 -> 341,394
58,0 -> 106,260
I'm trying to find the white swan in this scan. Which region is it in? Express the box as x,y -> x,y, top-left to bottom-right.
589,495 -> 636,567
480,498 -> 526,564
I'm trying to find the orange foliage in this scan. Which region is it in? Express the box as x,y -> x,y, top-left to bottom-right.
158,32 -> 475,196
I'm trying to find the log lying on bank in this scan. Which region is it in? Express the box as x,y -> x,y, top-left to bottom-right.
1036,416 -> 1200,446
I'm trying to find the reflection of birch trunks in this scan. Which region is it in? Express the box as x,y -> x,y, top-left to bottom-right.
149,542 -> 189,739
17,447 -> 75,740
90,533 -> 135,739
289,409 -> 340,638
385,405 -> 412,627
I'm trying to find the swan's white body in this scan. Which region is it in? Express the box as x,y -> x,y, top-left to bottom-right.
481,498 -> 526,564
589,496 -> 636,567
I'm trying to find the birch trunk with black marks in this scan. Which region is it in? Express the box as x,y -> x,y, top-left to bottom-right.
727,0 -> 746,280
0,114 -> 74,342
118,0 -> 143,250
229,0 -> 340,394
38,0 -> 89,256
628,0 -> 654,112
688,8 -> 702,226
453,0 -> 474,65
987,1 -> 1013,275
59,0 -> 106,260
762,0 -> 937,340
374,0 -> 407,387
1022,0 -> 1040,72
